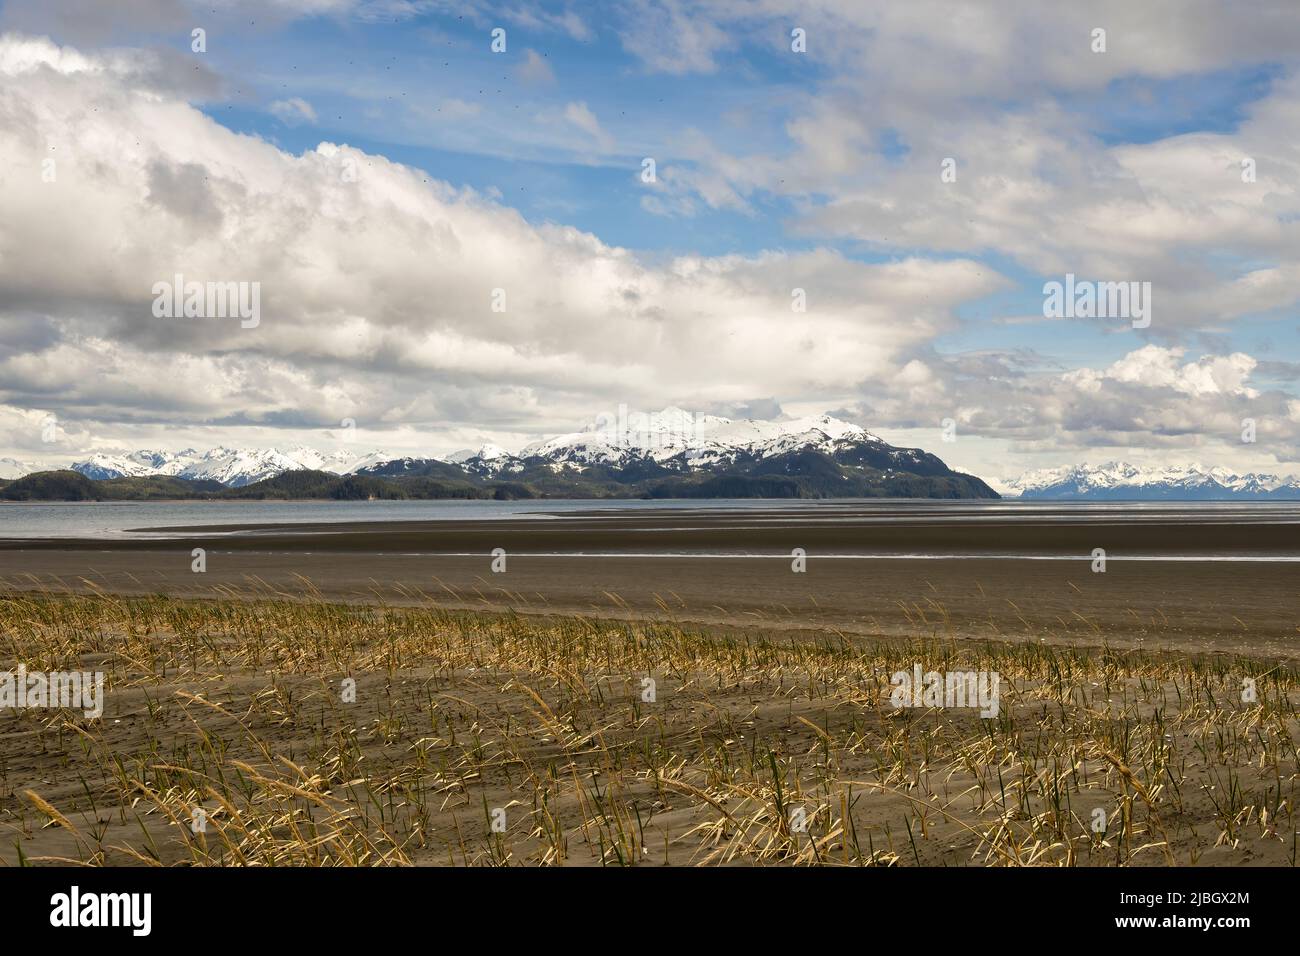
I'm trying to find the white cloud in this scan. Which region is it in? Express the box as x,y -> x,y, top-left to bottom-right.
1067,346 -> 1259,398
618,0 -> 731,74
5,6 -> 1300,479
269,96 -> 318,125
616,3 -> 1300,336
517,48 -> 555,85
0,34 -> 1005,460
562,100 -> 612,150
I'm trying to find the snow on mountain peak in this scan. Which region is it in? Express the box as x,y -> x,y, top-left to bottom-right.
521,406 -> 878,467
1003,461 -> 1300,499
45,408 -> 883,486
445,444 -> 508,464
0,456 -> 46,480
69,446 -> 393,487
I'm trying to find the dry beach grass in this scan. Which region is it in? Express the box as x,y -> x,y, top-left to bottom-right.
1,584 -> 1296,866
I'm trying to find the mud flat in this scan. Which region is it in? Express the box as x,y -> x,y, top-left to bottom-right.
1,504 -> 1297,866
1,505 -> 1297,657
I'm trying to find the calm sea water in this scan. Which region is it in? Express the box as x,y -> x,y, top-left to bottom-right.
1,497 -> 1298,540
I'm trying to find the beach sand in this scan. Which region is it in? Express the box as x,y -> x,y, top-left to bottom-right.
2,507 -> 1297,658
1,506 -> 1296,866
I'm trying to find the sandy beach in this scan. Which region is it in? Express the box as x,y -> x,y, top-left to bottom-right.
2,503 -> 1297,867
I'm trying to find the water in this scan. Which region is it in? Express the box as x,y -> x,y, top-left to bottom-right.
2,497 -> 1299,540
0,497 -> 868,539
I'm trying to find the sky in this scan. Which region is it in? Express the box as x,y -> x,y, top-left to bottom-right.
1,0 -> 1299,488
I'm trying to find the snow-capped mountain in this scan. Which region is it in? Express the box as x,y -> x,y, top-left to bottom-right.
172,448 -> 316,487
445,444 -> 511,464
516,406 -> 886,471
70,446 -> 392,487
414,406 -> 981,496
0,457 -> 46,480
20,406 -> 988,496
73,449 -> 199,480
1004,462 -> 1300,499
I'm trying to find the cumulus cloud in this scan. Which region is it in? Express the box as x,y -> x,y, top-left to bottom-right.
4,4 -> 1300,480
618,2 -> 1300,339
1067,346 -> 1259,398
834,342 -> 1300,481
0,34 -> 1004,460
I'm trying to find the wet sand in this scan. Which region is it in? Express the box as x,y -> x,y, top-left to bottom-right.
2,505 -> 1297,658
8,500 -> 1300,555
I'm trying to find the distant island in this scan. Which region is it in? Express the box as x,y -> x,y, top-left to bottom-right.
0,454 -> 995,502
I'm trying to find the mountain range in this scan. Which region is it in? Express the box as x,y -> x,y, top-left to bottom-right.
8,418 -> 1298,502
1003,462 -> 1300,499
0,407 -> 997,500
69,446 -> 395,487
351,407 -> 994,498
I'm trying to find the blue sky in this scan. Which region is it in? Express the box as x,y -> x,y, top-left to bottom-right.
193,8 -> 1295,351
1,0 -> 1299,485
202,11 -> 822,255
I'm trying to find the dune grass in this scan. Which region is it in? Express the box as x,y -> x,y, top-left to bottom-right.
0,584 -> 1296,866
